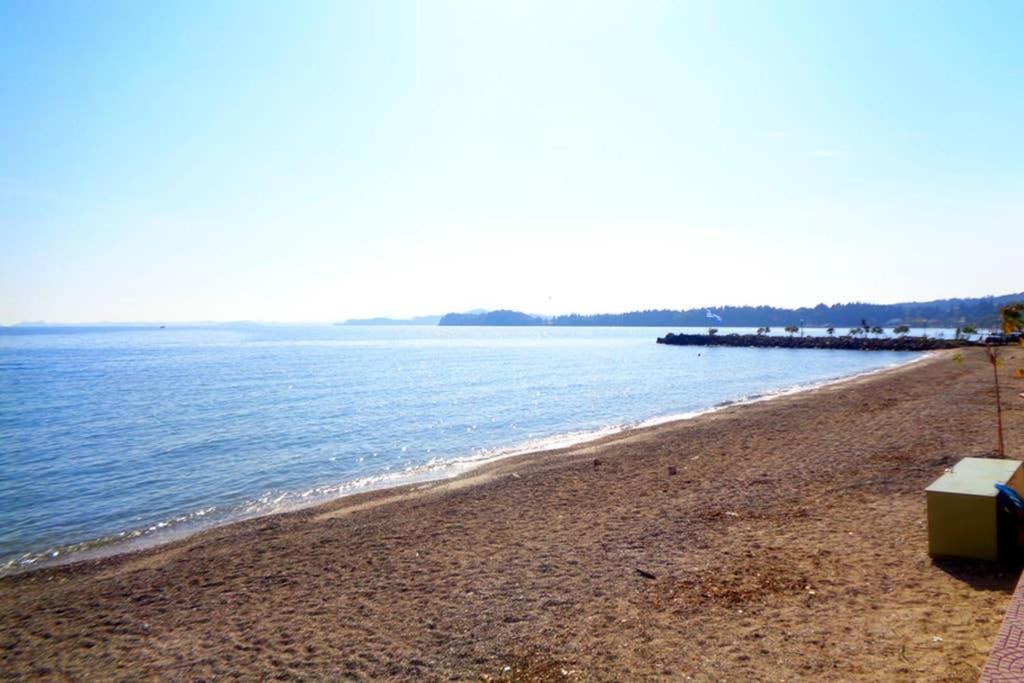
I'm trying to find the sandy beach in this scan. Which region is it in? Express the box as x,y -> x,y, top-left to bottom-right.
1,346 -> 1022,681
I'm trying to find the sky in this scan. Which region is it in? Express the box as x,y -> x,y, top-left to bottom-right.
1,0 -> 1022,324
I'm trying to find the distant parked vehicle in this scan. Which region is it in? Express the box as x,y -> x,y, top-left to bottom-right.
984,332 -> 1022,345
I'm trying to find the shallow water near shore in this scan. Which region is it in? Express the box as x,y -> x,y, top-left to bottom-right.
0,324 -> 925,572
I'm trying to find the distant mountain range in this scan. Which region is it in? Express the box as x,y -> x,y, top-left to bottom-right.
438,293 -> 1024,328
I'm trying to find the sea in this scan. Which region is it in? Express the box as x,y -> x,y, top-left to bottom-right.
0,324 -> 938,574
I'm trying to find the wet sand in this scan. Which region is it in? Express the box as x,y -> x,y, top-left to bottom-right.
2,347 -> 1023,681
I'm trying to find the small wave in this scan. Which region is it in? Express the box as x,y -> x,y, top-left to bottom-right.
0,505 -> 220,575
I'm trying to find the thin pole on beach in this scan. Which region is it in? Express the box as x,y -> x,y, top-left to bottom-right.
988,346 -> 1005,457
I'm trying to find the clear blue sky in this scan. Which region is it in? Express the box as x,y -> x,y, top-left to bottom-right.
2,0 -> 1021,323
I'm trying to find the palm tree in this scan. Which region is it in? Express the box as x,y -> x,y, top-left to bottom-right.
784,325 -> 799,337
826,327 -> 835,336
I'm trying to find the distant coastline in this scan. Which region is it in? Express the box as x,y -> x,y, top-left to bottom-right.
437,292 -> 1023,329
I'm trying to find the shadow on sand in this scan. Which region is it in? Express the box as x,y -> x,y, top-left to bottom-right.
932,558 -> 1021,594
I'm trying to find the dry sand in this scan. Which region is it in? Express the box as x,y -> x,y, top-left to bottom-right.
2,346 -> 1023,681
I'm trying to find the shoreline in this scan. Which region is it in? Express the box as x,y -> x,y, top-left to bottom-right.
3,345 -> 1020,680
1,351 -> 933,577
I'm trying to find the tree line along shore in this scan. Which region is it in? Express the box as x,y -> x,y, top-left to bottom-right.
435,292 -> 1024,328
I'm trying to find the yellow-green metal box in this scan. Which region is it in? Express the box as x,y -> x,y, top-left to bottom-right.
926,457 -> 1024,561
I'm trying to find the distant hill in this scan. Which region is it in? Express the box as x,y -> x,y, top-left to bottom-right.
438,310 -> 545,326
438,293 -> 1024,328
340,315 -> 441,326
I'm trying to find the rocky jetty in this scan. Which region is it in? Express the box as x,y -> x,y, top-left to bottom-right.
656,333 -> 971,351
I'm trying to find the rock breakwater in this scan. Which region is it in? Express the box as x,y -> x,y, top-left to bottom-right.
656,333 -> 969,351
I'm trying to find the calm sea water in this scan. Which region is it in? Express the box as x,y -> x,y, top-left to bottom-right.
0,324 -> 923,572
